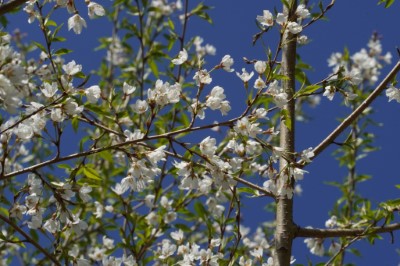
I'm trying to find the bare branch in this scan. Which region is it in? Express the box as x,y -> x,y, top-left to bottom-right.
298,60 -> 400,166
0,0 -> 26,16
0,214 -> 61,265
296,223 -> 400,238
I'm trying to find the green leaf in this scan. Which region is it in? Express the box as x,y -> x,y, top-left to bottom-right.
54,48 -> 72,56
294,84 -> 322,98
167,18 -> 175,31
378,0 -> 395,7
71,116 -> 79,132
194,201 -> 207,220
45,19 -> 57,27
148,59 -> 159,78
281,109 -> 292,131
83,166 -> 102,181
33,41 -> 47,53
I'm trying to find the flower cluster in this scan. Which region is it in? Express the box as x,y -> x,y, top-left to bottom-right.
257,4 -> 310,35
326,35 -> 392,102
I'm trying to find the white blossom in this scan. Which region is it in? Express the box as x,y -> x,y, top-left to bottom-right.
68,14 -> 87,34
123,82 -> 136,95
85,85 -> 101,103
287,21 -> 302,34
236,68 -> 254,83
296,4 -> 310,19
63,60 -> 82,75
88,2 -> 105,19
193,69 -> 212,85
257,10 -> 274,27
200,136 -> 217,157
220,55 -> 234,72
254,61 -> 267,75
132,99 -> 148,114
172,49 -> 188,65
41,82 -> 58,98
386,85 -> 400,103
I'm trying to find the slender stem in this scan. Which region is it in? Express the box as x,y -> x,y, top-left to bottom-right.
0,214 -> 61,265
302,60 -> 400,165
296,223 -> 400,238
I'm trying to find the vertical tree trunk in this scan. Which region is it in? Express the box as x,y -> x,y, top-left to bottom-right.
275,1 -> 297,265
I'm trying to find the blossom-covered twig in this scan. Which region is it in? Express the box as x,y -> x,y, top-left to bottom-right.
300,60 -> 400,165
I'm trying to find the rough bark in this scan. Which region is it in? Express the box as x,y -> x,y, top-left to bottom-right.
274,1 -> 297,265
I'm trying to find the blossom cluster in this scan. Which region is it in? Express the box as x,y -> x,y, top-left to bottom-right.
256,5 -> 310,38
325,35 -> 392,103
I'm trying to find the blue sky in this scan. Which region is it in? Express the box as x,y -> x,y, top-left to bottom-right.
5,0 -> 400,265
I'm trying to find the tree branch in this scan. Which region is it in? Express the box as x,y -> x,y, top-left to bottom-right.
299,60 -> 400,165
0,214 -> 61,265
0,0 -> 26,16
296,223 -> 400,238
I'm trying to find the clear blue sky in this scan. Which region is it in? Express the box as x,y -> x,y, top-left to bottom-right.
6,0 -> 400,265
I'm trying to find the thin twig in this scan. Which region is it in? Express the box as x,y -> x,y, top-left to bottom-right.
0,214 -> 61,265
296,222 -> 400,238
298,60 -> 400,166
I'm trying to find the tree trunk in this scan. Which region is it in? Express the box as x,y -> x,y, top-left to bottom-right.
274,1 -> 297,265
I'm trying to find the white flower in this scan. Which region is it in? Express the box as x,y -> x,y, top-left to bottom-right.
63,60 -> 82,75
158,239 -> 177,259
79,184 -> 92,203
172,49 -> 188,65
88,2 -> 105,19
297,35 -> 309,45
234,117 -> 262,138
206,86 -> 230,115
386,85 -> 400,103
193,69 -> 212,85
328,241 -> 341,255
14,123 -> 33,140
85,85 -> 101,103
41,82 -> 58,98
68,14 -> 87,34
236,68 -> 254,83
103,236 -> 115,250
287,21 -> 302,34
220,55 -> 234,72
250,247 -> 263,259
276,13 -> 287,25
254,77 -> 266,90
132,99 -> 148,114
300,147 -> 314,163
304,238 -> 324,256
147,80 -> 181,106
147,145 -> 166,165
346,69 -> 363,85
323,85 -> 335,101
292,167 -> 308,181
51,108 -> 65,122
171,229 -> 184,242
254,61 -> 267,75
256,10 -> 274,27
200,136 -> 217,157
274,92 -> 289,108
43,218 -> 60,234
64,98 -> 83,115
325,216 -> 337,228
124,129 -> 144,141
296,4 -> 310,19
68,215 -> 88,236
123,82 -> 136,95
10,204 -> 27,219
